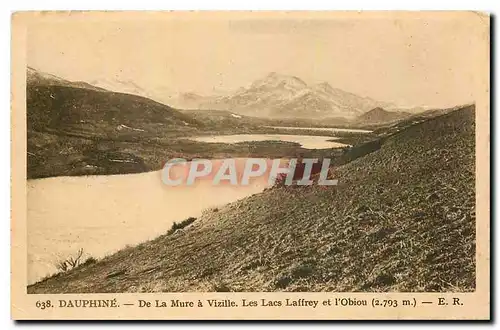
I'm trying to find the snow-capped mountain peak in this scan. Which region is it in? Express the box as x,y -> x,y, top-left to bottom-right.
313,81 -> 335,94
249,72 -> 308,92
170,72 -> 399,119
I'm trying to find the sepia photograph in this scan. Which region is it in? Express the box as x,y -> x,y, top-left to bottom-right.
10,10 -> 490,320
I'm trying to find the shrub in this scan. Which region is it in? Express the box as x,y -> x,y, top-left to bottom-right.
82,256 -> 97,266
167,217 -> 196,235
55,249 -> 94,272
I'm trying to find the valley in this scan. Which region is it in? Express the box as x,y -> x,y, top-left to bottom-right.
27,67 -> 442,180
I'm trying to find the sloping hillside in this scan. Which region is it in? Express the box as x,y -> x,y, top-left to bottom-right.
27,84 -> 199,135
27,68 -> 204,178
89,78 -> 175,105
27,66 -> 106,92
356,107 -> 411,125
28,105 -> 475,293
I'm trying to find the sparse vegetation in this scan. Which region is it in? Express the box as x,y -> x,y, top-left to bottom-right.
212,282 -> 231,292
167,217 -> 197,235
82,256 -> 98,266
55,249 -> 87,272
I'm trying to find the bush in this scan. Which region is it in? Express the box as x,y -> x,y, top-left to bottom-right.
82,256 -> 97,266
167,217 -> 196,235
55,248 -> 84,272
55,249 -> 96,272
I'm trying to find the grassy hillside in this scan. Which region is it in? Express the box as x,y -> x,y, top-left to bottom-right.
27,85 -> 201,134
26,70 -> 209,178
28,105 -> 475,293
27,66 -> 107,92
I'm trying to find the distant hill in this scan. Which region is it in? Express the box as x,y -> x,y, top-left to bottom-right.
27,67 -> 200,134
178,109 -> 257,128
26,67 -> 202,179
174,72 -> 398,119
356,107 -> 411,124
29,105 -> 475,293
89,78 -> 150,97
170,92 -> 219,110
27,66 -> 107,92
89,78 -> 175,106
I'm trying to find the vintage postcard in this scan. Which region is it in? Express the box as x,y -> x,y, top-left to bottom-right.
11,11 -> 490,320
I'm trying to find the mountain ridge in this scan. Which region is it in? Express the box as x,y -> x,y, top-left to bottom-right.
356,107 -> 412,124
174,72 -> 398,119
26,67 -> 422,122
27,66 -> 107,92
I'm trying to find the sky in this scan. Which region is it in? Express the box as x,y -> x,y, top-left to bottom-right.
26,12 -> 488,108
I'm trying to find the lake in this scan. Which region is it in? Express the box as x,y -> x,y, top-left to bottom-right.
189,134 -> 350,149
265,126 -> 373,133
27,159 -> 270,284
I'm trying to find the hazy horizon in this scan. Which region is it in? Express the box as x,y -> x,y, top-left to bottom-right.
27,12 -> 486,108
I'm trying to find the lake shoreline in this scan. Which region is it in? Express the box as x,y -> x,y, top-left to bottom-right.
29,127 -> 375,180
188,133 -> 351,150
27,158 -> 273,284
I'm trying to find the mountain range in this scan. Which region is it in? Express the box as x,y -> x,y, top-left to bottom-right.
170,72 -> 402,119
27,67 -> 418,121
